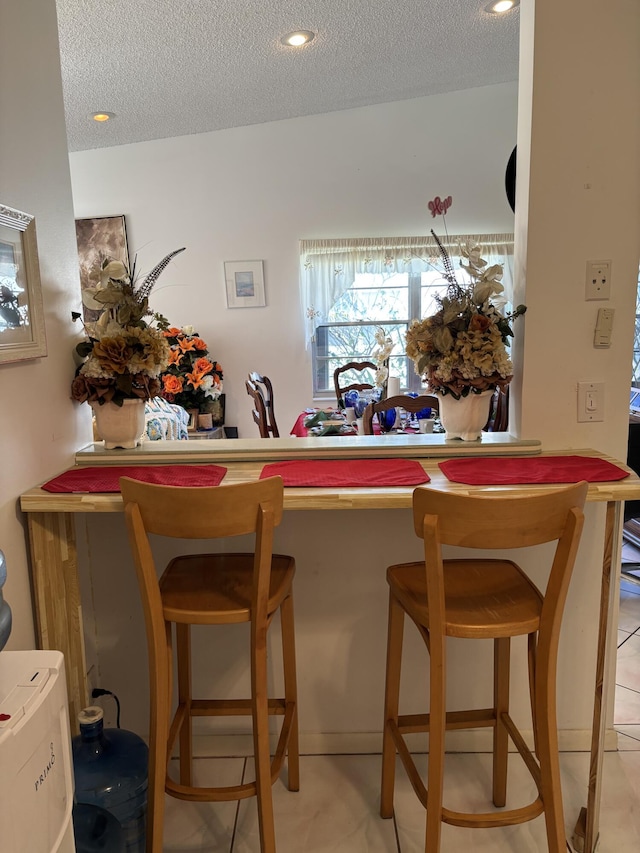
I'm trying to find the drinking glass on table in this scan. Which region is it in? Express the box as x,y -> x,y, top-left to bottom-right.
354,396 -> 369,419
378,408 -> 397,433
344,389 -> 359,410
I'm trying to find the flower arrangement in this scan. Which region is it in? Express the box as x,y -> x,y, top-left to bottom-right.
159,326 -> 223,415
405,197 -> 526,399
71,249 -> 185,406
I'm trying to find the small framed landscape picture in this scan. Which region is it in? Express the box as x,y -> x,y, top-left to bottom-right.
224,260 -> 265,308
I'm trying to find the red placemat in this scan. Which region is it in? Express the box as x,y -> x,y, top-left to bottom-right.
439,455 -> 629,485
259,459 -> 430,487
42,465 -> 228,493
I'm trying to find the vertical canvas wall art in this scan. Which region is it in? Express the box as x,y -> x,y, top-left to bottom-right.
75,215 -> 129,321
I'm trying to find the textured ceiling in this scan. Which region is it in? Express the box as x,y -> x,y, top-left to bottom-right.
56,0 -> 520,153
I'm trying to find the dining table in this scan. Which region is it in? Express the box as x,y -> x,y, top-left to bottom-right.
19,434 -> 640,853
289,407 -> 435,438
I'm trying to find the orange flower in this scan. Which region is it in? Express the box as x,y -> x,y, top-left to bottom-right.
168,348 -> 183,365
192,337 -> 208,350
178,337 -> 196,352
162,374 -> 184,394
193,357 -> 213,375
163,327 -> 182,337
185,370 -> 206,389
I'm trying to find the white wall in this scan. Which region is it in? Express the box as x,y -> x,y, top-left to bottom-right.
69,82 -> 519,440
0,0 -> 92,650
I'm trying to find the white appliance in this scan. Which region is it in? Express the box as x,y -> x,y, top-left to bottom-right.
0,650 -> 75,852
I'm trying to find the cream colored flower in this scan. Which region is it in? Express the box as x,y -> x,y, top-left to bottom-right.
101,260 -> 129,284
375,365 -> 389,387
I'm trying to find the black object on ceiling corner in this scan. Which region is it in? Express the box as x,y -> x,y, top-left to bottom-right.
505,146 -> 517,213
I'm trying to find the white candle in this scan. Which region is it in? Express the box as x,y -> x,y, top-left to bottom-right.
387,376 -> 400,398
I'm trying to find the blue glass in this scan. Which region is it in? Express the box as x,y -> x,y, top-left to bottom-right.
416,407 -> 432,420
405,392 -> 419,398
378,408 -> 397,432
354,397 -> 368,418
344,390 -> 359,408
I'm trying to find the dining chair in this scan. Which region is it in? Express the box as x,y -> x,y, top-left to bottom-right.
246,372 -> 280,437
380,482 -> 587,853
333,361 -> 377,407
484,386 -> 509,432
362,394 -> 440,434
121,476 -> 299,853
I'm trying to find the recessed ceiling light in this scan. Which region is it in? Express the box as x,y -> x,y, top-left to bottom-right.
485,0 -> 519,13
91,112 -> 115,122
281,30 -> 315,47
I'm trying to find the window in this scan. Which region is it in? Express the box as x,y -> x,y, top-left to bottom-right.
632,267 -> 640,384
300,234 -> 514,397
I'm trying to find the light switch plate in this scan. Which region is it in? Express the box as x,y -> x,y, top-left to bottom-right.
577,381 -> 605,422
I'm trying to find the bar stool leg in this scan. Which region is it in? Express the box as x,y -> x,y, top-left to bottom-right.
146,621 -> 172,853
176,623 -> 193,786
527,633 -> 539,758
380,593 -> 405,818
536,668 -> 567,853
280,592 -> 300,791
252,624 -> 277,853
492,637 -> 510,808
425,626 -> 445,853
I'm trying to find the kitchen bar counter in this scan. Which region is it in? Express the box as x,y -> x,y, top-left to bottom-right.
20,439 -> 640,853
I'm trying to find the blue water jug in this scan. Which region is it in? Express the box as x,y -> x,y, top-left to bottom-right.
72,706 -> 148,853
73,803 -> 126,852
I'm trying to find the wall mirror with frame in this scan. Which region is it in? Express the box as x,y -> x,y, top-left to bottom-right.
0,204 -> 48,364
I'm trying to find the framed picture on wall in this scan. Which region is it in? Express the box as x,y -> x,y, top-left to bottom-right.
224,260 -> 266,308
0,203 -> 48,364
75,214 -> 129,322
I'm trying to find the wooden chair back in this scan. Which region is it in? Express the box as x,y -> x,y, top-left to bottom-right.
362,394 -> 439,434
121,475 -> 285,618
333,360 -> 377,407
412,483 -> 587,638
246,371 -> 280,437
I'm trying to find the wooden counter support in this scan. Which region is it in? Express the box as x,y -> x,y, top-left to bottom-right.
573,499 -> 621,853
27,511 -> 88,727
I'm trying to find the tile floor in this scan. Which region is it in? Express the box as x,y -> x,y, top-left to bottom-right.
162,568 -> 640,852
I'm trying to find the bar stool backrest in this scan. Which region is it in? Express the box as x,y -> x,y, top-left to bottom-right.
413,483 -> 588,639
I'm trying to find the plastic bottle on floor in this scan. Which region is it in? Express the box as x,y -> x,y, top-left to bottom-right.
72,706 -> 148,853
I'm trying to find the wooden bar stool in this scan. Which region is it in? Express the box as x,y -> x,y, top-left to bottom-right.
121,476 -> 299,853
380,483 -> 588,853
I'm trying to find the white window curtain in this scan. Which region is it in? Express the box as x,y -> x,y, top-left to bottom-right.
299,233 -> 515,348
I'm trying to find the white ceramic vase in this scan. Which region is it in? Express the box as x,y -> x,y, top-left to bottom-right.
438,390 -> 493,441
91,398 -> 146,449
